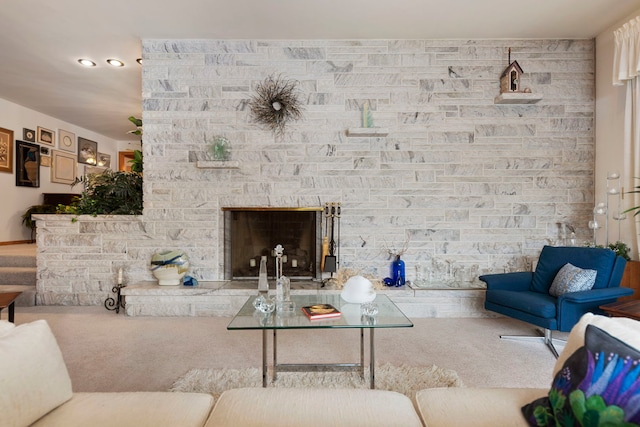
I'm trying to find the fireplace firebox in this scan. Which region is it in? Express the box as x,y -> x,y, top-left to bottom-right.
223,207 -> 323,280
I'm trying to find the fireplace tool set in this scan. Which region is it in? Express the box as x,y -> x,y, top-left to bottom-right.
322,202 -> 341,285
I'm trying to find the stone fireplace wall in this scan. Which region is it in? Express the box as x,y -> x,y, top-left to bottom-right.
35,38 -> 595,304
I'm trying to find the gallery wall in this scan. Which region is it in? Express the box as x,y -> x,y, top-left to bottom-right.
0,98 -> 121,243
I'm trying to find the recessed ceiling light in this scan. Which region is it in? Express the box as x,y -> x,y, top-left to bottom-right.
136,58 -> 143,65
106,59 -> 124,67
77,59 -> 96,67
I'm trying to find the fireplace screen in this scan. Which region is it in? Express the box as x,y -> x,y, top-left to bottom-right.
224,208 -> 321,280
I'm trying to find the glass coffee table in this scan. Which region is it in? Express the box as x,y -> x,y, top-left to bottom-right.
227,293 -> 413,388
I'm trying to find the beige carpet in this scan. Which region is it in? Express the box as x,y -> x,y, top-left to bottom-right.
14,306 -> 562,393
171,363 -> 463,402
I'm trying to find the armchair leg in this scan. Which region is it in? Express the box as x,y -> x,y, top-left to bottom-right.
500,328 -> 565,359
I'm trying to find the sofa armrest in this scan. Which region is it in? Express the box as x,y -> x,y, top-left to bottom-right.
415,387 -> 547,427
559,287 -> 634,303
479,272 -> 533,291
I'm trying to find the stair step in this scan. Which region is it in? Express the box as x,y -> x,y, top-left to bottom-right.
0,267 -> 37,286
0,245 -> 37,307
0,254 -> 36,268
0,285 -> 36,307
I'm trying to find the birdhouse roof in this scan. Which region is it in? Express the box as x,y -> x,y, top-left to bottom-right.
500,60 -> 524,78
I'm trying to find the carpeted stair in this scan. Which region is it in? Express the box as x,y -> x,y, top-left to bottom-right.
0,245 -> 37,306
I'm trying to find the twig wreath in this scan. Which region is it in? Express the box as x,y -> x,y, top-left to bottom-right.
249,74 -> 304,136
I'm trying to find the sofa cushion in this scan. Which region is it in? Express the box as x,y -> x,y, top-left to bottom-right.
485,290 -> 556,319
0,319 -> 15,336
521,324 -> 640,426
553,313 -> 640,377
204,387 -> 423,427
0,319 -> 73,427
548,263 -> 596,297
415,387 -> 547,427
531,246 -> 615,294
30,392 -> 215,427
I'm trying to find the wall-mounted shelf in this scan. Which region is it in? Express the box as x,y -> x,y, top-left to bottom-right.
494,93 -> 543,104
347,128 -> 389,137
196,160 -> 240,169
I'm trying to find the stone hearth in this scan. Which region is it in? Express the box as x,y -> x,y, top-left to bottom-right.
121,281 -> 489,318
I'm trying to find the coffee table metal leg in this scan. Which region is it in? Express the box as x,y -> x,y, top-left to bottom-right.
262,329 -> 268,387
370,329 -> 375,389
273,330 -> 278,383
359,328 -> 364,379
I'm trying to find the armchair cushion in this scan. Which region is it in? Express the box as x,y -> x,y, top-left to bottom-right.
531,246 -> 615,294
486,291 -> 556,319
548,263 -> 596,296
521,324 -> 640,426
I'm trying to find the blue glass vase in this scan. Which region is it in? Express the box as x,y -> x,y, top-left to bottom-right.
392,256 -> 405,287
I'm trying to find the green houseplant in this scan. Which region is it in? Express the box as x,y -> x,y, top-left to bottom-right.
608,241 -> 631,261
21,204 -> 59,242
127,116 -> 143,173
68,169 -> 143,216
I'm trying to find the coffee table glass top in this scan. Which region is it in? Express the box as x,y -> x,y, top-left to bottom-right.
227,294 -> 413,330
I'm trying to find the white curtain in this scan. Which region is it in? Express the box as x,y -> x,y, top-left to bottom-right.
613,17 -> 640,253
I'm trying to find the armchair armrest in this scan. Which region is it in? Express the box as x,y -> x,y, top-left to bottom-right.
479,272 -> 533,291
560,287 -> 634,304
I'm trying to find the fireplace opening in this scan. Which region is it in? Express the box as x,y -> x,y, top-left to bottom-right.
223,208 -> 322,280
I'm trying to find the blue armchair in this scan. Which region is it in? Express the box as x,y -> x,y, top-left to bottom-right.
480,245 -> 632,357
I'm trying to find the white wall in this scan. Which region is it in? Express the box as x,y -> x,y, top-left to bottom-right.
595,7 -> 640,258
0,98 -> 120,243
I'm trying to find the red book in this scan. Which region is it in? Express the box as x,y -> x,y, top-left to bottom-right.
301,304 -> 341,320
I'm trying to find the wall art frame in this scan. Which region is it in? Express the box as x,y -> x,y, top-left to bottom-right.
97,152 -> 111,168
0,127 -> 14,173
58,129 -> 76,153
84,165 -> 107,176
77,137 -> 98,165
16,140 -> 40,187
37,126 -> 55,146
51,149 -> 77,185
22,128 -> 35,142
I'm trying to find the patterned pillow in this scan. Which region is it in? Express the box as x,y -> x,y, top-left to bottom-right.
548,262 -> 597,296
521,324 -> 640,426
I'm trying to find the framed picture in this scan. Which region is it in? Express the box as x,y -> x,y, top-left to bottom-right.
16,140 -> 40,187
51,150 -> 77,185
0,127 -> 13,173
77,137 -> 98,165
37,126 -> 55,146
97,152 -> 111,168
40,156 -> 51,167
23,128 -> 35,142
84,165 -> 107,176
40,146 -> 50,155
58,129 -> 76,153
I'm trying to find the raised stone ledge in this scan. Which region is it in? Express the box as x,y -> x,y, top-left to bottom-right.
121,280 -> 491,318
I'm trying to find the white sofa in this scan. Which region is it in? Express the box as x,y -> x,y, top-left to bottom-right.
3,313 -> 638,427
414,312 -> 640,427
0,319 -> 422,427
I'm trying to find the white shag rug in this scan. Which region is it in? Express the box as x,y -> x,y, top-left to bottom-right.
170,362 -> 463,402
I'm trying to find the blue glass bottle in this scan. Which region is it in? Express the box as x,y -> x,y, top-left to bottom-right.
392,256 -> 405,287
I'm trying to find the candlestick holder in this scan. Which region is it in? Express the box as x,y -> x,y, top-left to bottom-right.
104,282 -> 126,314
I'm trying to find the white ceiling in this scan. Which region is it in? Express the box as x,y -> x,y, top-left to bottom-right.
0,0 -> 638,141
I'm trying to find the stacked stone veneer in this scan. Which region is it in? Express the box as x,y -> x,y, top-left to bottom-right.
35,38 -> 595,308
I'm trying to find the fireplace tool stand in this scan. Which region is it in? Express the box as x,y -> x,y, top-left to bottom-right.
322,202 -> 341,286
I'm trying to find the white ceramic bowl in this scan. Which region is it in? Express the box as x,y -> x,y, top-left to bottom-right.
340,275 -> 376,303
